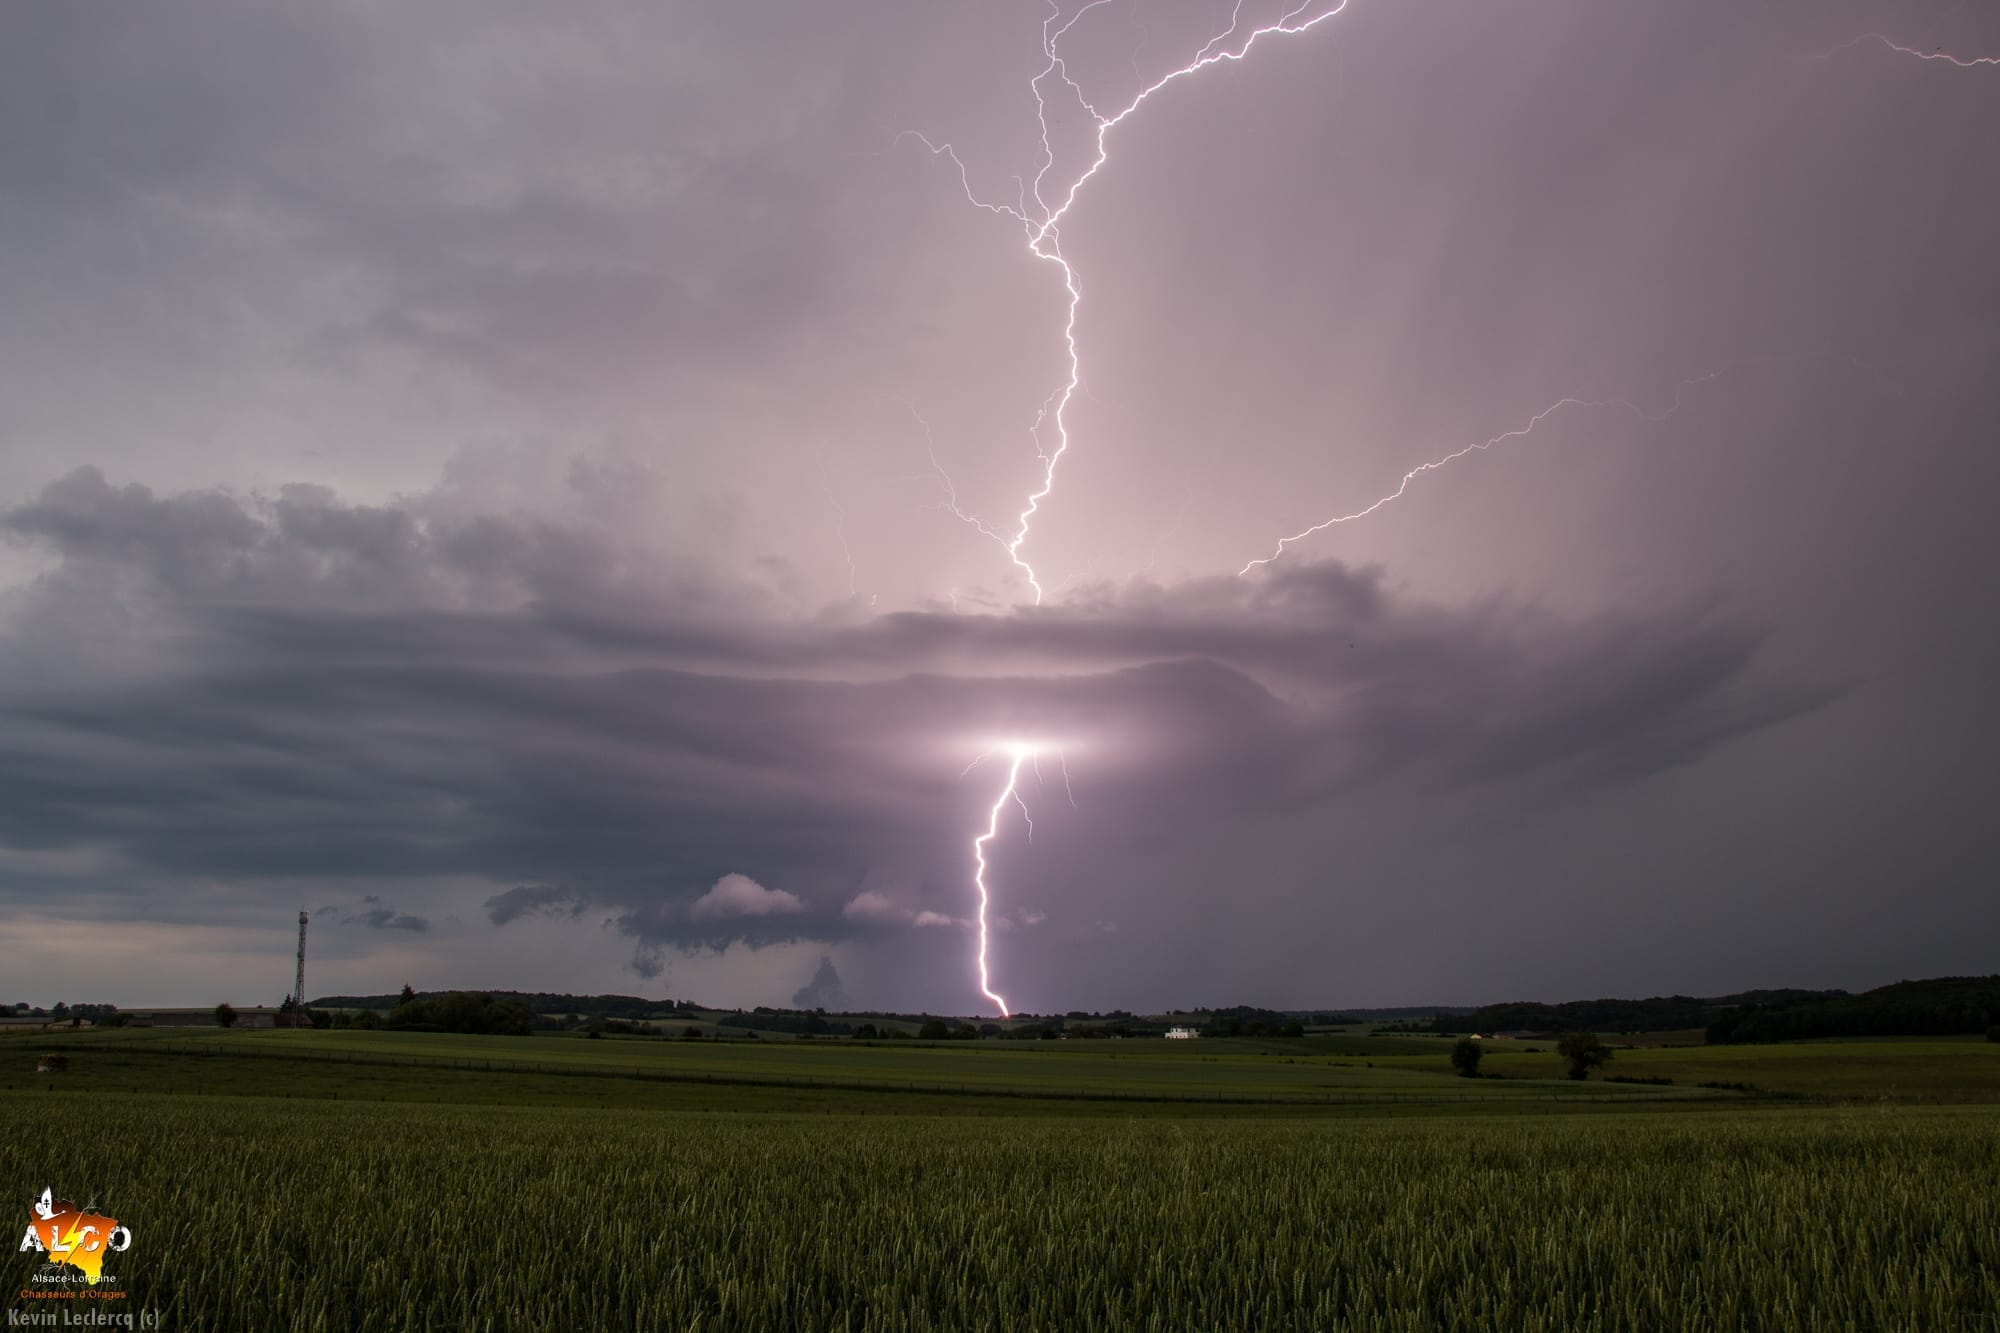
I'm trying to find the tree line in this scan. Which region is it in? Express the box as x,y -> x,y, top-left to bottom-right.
1705,976 -> 2000,1044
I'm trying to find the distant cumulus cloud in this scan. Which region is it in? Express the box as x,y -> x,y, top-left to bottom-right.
330,894 -> 428,933
485,884 -> 590,927
690,874 -> 805,921
842,891 -> 906,923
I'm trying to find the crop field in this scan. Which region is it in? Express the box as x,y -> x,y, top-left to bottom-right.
8,1029 -> 1997,1329
5,1092 -> 1995,1331
7,1027 -> 1713,1106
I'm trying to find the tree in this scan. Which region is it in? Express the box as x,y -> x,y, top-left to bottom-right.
1557,1031 -> 1612,1081
1450,1036 -> 1484,1079
399,984 -> 417,1006
917,1020 -> 949,1040
214,1003 -> 238,1028
1987,1026 -> 1999,1043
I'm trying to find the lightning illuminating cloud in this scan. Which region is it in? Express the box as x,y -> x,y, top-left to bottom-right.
909,0 -> 1354,603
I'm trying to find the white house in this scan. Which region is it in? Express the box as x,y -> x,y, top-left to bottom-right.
1165,1026 -> 1199,1039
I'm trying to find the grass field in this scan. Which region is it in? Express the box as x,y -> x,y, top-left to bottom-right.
6,1028 -> 1996,1329
4,1095 -> 1995,1330
5,1027 -> 1717,1105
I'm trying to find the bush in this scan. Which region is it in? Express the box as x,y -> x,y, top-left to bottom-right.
386,992 -> 533,1036
1449,1037 -> 1483,1079
1556,1031 -> 1612,1081
1988,1026 -> 1999,1043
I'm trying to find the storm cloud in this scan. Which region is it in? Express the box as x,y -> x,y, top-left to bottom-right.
1,465 -> 1831,970
1,1 -> 1995,1011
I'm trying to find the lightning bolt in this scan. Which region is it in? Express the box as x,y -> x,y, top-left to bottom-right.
1237,348 -> 1903,575
960,738 -> 1076,1014
1805,32 -> 2000,68
816,455 -> 859,599
908,0 -> 1355,603
1238,374 -> 1721,574
910,404 -> 1012,552
970,745 -> 1033,1017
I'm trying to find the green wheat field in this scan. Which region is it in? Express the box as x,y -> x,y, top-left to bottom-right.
5,1029 -> 1997,1330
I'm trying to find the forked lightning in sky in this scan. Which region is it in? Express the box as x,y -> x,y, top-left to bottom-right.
1807,32 -> 2000,68
908,0 -> 1353,605
914,0 -> 1356,1014
1239,374 -> 1725,574
914,2 -> 1965,1014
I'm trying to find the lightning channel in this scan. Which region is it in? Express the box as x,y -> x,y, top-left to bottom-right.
1238,373 -> 1722,575
971,745 -> 1033,1017
908,0 -> 1354,604
816,455 -> 859,598
1805,32 -> 2000,68
910,404 -> 1014,553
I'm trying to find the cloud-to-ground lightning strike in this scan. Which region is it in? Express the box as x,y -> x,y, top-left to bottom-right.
969,744 -> 1036,1017
961,740 -> 1076,1014
908,0 -> 1353,603
911,1 -> 1353,1014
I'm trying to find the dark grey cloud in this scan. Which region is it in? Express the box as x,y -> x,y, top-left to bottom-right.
2,1 -> 1996,1009
350,895 -> 429,934
0,467 -> 1830,974
485,884 -> 591,928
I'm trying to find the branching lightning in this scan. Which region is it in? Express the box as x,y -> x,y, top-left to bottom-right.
911,404 -> 1013,552
1238,374 -> 1721,574
817,455 -> 860,598
905,1 -> 1355,1014
908,0 -> 1354,604
1806,32 -> 2000,68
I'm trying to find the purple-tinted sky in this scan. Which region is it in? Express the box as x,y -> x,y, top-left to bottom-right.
3,2 -> 1996,1014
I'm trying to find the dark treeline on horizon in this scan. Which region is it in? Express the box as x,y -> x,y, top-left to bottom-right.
25,975 -> 2000,1044
1705,976 -> 2000,1044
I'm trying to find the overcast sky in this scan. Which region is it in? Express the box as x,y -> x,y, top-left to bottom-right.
3,1 -> 1996,1015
